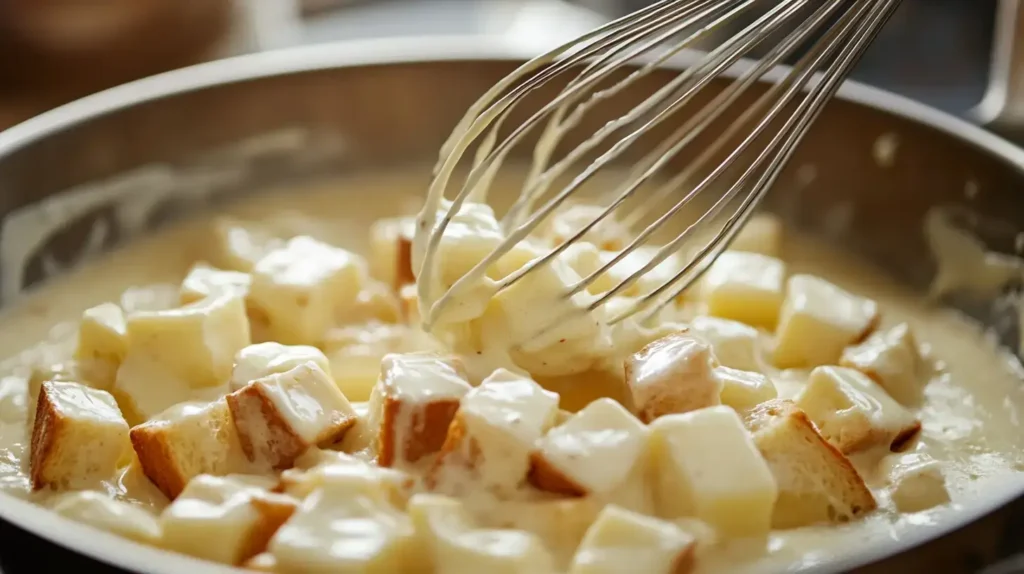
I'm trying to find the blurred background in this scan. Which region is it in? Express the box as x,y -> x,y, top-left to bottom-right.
0,0 -> 1007,133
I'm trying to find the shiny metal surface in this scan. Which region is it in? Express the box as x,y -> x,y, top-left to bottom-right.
0,38 -> 1022,573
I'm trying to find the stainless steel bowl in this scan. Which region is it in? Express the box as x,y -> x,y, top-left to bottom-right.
0,38 -> 1022,574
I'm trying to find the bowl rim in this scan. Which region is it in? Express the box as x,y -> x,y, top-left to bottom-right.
0,35 -> 1022,574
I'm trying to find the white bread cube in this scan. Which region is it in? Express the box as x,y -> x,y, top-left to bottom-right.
423,200 -> 505,292
227,362 -> 358,470
230,342 -> 332,392
161,474 -> 297,565
130,399 -> 250,499
529,398 -> 649,498
428,369 -> 559,496
49,491 -> 161,543
650,406 -> 777,537
30,381 -> 130,490
687,316 -> 760,372
26,362 -> 80,427
278,452 -> 413,507
773,274 -> 879,369
701,251 -> 786,328
410,494 -> 556,574
368,353 -> 471,468
716,367 -> 778,412
729,213 -> 782,257
840,323 -> 928,406
369,217 -> 415,289
112,353 -> 206,426
249,235 -> 364,345
120,283 -> 181,313
124,291 -> 251,388
323,322 -> 433,402
795,366 -> 920,454
209,217 -> 285,272
545,203 -> 632,250
269,481 -> 417,573
624,332 -> 722,423
180,263 -> 251,304
345,280 -> 402,324
569,505 -> 696,574
881,453 -> 950,513
743,399 -> 877,528
74,303 -> 128,391
487,498 -> 604,567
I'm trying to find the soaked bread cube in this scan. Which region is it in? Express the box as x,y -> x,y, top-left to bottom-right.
625,332 -> 722,423
26,362 -> 80,427
882,453 -> 950,513
840,323 -> 929,406
230,342 -> 331,392
120,283 -> 181,313
399,284 -> 420,324
729,213 -> 782,257
161,474 -> 296,565
529,398 -> 649,498
544,203 -> 632,251
426,200 -> 506,291
795,366 -> 921,454
249,236 -> 364,345
180,263 -> 251,304
130,399 -> 250,499
369,217 -> 415,289
209,217 -> 285,272
344,280 -> 403,324
716,367 -> 778,412
30,381 -> 130,490
650,406 -> 777,537
743,400 -> 877,528
688,316 -> 761,372
702,252 -> 786,328
323,322 -> 434,402
50,490 -> 162,543
773,275 -> 879,369
368,353 -> 471,469
74,303 -> 128,391
278,451 -> 413,506
568,505 -> 696,574
487,498 -> 604,567
227,363 -> 358,470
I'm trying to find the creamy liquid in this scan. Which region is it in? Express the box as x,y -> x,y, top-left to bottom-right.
0,169 -> 1023,572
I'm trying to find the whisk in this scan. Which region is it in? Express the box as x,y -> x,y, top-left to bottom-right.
414,0 -> 902,336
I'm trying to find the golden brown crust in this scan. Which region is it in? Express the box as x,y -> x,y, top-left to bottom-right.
526,450 -> 587,497
395,232 -> 414,289
130,423 -> 187,499
29,385 -> 63,490
891,420 -> 922,452
425,412 -> 482,490
377,395 -> 462,468
672,542 -> 697,574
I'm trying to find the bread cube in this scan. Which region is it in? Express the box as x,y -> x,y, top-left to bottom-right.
545,203 -> 632,250
30,381 -> 130,490
743,400 -> 877,528
120,283 -> 181,313
716,367 -> 777,412
487,498 -> 604,567
227,363 -> 358,470
249,235 -> 364,345
688,316 -> 761,372
882,453 -> 950,513
428,369 -> 559,496
180,263 -> 251,305
161,474 -> 297,565
130,399 -> 250,499
323,322 -> 432,402
568,505 -> 696,574
773,275 -> 879,369
409,494 -> 555,574
529,398 -> 649,498
649,406 -> 777,537
729,213 -> 782,257
124,291 -> 251,388
422,200 -> 505,291
624,332 -> 722,423
701,252 -> 786,328
399,284 -> 420,324
344,280 -> 402,324
795,366 -> 920,454
209,217 -> 285,272
112,353 -> 204,426
278,452 -> 413,507
245,553 -> 278,572
49,490 -> 161,543
368,353 -> 471,468
369,217 -> 416,289
74,303 -> 128,390
230,342 -> 332,392
26,362 -> 80,427
840,323 -> 928,406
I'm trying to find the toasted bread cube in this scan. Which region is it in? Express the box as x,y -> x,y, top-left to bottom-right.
230,342 -> 332,392
545,204 -> 632,250
227,363 -> 357,470
795,366 -> 920,454
345,280 -> 402,324
120,283 -> 181,313
278,452 -> 413,507
270,481 -> 417,573
650,406 -> 776,537
124,291 -> 251,388
180,263 -> 252,305
30,381 -> 129,491
569,505 -> 696,574
529,398 -> 649,497
882,453 -> 950,513
210,217 -> 285,272
743,400 -> 877,528
729,213 -> 782,257
130,399 -> 250,499
49,490 -> 161,543
701,252 -> 785,328
323,322 -> 431,402
716,367 -> 778,411
429,369 -> 559,496
26,362 -> 79,427
625,332 -> 722,423
840,323 -> 928,406
249,236 -> 364,345
368,353 -> 472,469
688,316 -> 761,372
369,217 -> 415,289
773,275 -> 879,369
74,303 -> 128,391
161,474 -> 297,565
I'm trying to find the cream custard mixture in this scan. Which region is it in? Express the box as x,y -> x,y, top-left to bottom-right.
0,169 -> 1022,574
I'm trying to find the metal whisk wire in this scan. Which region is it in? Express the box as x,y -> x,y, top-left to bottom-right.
415,0 -> 902,335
